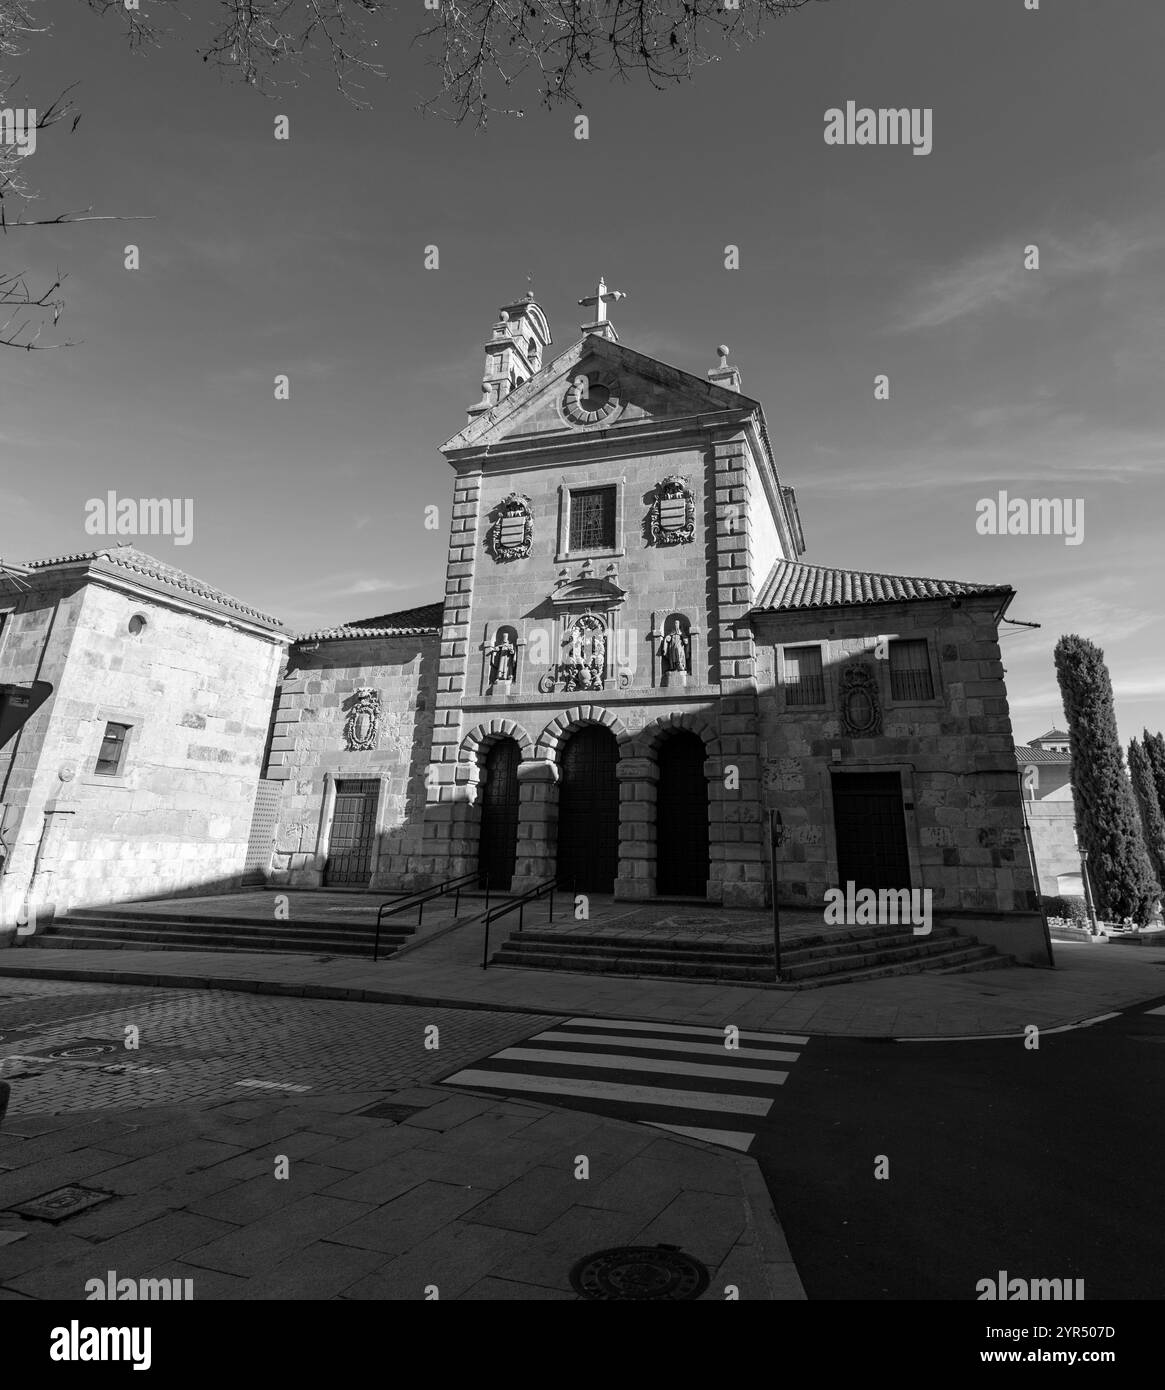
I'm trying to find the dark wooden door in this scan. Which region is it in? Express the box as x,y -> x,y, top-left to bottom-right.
656,732 -> 709,897
831,772 -> 910,891
479,738 -> 520,891
557,726 -> 619,892
325,779 -> 378,885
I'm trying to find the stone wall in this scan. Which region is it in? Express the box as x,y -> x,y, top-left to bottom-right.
753,593 -> 1048,963
1024,798 -> 1081,896
0,576 -> 86,911
3,579 -> 282,915
265,636 -> 438,888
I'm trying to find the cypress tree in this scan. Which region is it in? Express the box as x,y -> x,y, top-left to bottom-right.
1129,738 -> 1165,896
1053,636 -> 1157,925
1142,730 -> 1165,822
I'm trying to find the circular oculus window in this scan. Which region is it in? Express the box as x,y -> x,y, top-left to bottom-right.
564,375 -> 621,426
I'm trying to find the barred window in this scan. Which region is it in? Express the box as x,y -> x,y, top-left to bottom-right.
569,487 -> 616,551
889,639 -> 935,701
94,721 -> 131,777
784,646 -> 825,706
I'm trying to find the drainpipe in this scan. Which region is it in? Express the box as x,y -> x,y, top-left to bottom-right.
1017,769 -> 1054,966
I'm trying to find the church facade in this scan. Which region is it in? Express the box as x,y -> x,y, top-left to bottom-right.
257,287 -> 1047,963
0,285 -> 1049,964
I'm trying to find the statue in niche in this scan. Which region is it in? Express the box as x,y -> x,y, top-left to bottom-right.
662,620 -> 690,683
489,631 -> 517,685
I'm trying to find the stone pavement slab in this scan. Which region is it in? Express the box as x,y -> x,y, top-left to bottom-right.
1,1079 -> 803,1299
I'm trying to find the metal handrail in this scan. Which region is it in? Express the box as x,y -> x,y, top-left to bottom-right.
373,871 -> 487,962
481,877 -> 556,969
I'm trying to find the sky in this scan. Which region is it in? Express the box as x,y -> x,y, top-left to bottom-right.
2,0 -> 1162,746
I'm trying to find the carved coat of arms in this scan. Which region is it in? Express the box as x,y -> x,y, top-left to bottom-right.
344,688 -> 382,751
488,493 -> 534,562
838,665 -> 883,738
650,475 -> 695,546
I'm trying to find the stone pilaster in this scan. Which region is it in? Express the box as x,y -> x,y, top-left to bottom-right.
615,756 -> 657,899
422,468 -> 482,885
512,759 -> 559,892
711,432 -> 766,907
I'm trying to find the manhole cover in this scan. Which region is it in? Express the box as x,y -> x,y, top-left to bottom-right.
569,1245 -> 710,1300
356,1101 -> 427,1123
9,1186 -> 115,1223
46,1043 -> 118,1059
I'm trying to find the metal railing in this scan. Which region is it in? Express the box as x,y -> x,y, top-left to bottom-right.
373,871 -> 486,962
481,878 -> 556,969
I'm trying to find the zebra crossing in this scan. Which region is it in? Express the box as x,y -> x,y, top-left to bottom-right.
441,1015 -> 809,1153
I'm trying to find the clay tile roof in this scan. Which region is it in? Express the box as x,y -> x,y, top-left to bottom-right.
294,600 -> 444,643
23,545 -> 283,629
1034,728 -> 1070,743
1014,746 -> 1072,765
753,559 -> 1013,613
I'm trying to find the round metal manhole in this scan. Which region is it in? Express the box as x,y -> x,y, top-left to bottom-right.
46,1044 -> 117,1059
569,1245 -> 710,1301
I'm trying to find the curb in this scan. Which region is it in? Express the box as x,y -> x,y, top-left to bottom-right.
0,958 -> 574,1019
736,1157 -> 807,1300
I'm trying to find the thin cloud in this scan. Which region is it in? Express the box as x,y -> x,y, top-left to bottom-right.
894,225 -> 1162,333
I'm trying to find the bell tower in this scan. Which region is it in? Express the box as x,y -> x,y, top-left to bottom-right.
467,292 -> 553,420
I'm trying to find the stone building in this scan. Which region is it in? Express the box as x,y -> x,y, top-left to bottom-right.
1015,728 -> 1082,897
0,548 -> 283,926
258,284 -> 1048,964
0,286 -> 1049,964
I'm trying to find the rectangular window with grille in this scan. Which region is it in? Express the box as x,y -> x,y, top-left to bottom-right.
784,645 -> 825,706
569,486 -> 616,551
94,721 -> 131,776
889,639 -> 935,701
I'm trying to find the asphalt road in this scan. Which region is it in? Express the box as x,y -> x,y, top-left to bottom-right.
754,996 -> 1165,1300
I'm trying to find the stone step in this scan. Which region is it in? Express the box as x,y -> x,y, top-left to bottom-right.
792,947 -> 1013,988
494,928 -> 1011,987
779,935 -> 992,980
490,948 -> 777,982
29,934 -> 356,957
501,935 -> 772,965
36,918 -> 411,957
63,906 -> 409,932
780,928 -> 963,962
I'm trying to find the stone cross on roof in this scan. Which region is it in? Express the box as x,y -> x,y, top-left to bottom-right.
578,276 -> 626,341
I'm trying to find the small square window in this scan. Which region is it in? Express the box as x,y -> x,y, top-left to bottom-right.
784,646 -> 825,706
569,486 -> 616,551
94,721 -> 131,777
889,639 -> 935,701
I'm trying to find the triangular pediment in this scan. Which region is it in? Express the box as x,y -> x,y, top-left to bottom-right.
441,336 -> 759,455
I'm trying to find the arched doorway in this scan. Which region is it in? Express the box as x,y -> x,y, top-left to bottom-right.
478,738 -> 520,890
656,731 -> 709,897
558,725 -> 619,892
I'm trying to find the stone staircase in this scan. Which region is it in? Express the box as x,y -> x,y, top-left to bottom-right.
490,923 -> 1013,987
26,906 -> 416,959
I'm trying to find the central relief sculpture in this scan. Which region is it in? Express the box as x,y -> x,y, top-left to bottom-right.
538,613 -> 624,693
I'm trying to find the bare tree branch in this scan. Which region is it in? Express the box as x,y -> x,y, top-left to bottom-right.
1,0 -> 826,346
